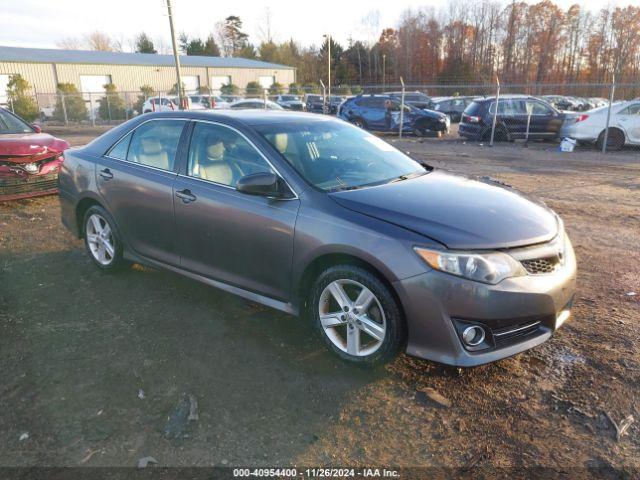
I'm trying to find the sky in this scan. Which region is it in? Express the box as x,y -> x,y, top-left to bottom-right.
1,0 -> 639,52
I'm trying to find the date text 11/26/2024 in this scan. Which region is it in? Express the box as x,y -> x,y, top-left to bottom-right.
233,468 -> 400,478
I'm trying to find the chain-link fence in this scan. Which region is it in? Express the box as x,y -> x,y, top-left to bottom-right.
3,81 -> 639,153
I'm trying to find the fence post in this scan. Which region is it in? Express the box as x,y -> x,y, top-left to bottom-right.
319,80 -> 326,114
602,73 -> 616,154
106,92 -> 112,123
263,89 -> 268,109
8,96 -> 14,113
89,92 -> 96,127
489,76 -> 500,146
60,92 -> 69,126
399,77 -> 405,139
525,101 -> 532,147
34,88 -> 42,124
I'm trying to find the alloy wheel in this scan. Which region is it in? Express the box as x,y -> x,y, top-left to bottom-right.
85,213 -> 115,266
318,279 -> 387,357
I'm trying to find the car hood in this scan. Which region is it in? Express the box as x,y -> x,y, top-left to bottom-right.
0,133 -> 69,163
329,170 -> 558,249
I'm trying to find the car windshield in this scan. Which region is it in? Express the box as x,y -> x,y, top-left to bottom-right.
281,95 -> 299,101
0,109 -> 33,134
256,120 -> 426,192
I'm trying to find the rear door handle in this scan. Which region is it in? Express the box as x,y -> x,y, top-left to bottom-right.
175,189 -> 197,203
99,168 -> 113,180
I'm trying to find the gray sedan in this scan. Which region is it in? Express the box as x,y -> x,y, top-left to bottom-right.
59,111 -> 576,367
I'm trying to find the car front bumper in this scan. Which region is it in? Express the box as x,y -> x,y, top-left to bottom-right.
0,171 -> 60,202
393,252 -> 577,367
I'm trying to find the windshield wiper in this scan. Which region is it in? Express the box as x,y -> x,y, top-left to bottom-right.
386,170 -> 426,184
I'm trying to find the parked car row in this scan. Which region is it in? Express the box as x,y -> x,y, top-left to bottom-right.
457,94 -> 640,150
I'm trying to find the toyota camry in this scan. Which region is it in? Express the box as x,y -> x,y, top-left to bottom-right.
59,110 -> 576,367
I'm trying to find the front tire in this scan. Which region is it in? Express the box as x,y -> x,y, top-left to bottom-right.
83,205 -> 126,272
310,265 -> 405,366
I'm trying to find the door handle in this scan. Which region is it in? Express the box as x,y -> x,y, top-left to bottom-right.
175,189 -> 197,203
99,168 -> 113,180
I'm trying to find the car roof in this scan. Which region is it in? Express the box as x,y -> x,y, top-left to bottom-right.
383,91 -> 427,95
232,99 -> 276,104
81,110 -> 339,155
146,109 -> 329,125
473,94 -> 534,102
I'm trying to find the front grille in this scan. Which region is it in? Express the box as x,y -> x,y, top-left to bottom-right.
521,257 -> 560,274
492,321 -> 543,347
0,172 -> 58,197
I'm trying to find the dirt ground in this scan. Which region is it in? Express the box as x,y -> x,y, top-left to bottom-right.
0,124 -> 638,476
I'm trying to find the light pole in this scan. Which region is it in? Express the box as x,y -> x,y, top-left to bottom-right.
166,0 -> 184,110
382,54 -> 386,92
323,34 -> 331,112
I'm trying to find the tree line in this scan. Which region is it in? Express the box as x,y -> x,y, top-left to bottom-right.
58,1 -> 640,89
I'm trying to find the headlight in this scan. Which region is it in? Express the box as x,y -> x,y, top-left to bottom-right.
24,162 -> 39,173
414,247 -> 527,284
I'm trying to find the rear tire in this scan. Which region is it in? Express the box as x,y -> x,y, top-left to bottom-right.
310,265 -> 405,366
596,128 -> 625,151
83,205 -> 127,272
482,125 -> 509,142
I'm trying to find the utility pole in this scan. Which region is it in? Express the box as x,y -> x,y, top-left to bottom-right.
166,0 -> 184,110
382,54 -> 386,92
323,34 -> 331,109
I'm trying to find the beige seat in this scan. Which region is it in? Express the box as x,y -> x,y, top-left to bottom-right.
272,132 -> 305,174
136,137 -> 169,170
193,134 -> 234,185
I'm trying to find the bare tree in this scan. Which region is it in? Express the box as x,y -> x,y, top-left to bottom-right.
57,37 -> 82,50
257,8 -> 275,43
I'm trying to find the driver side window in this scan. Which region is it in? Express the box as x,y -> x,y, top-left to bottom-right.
187,122 -> 274,188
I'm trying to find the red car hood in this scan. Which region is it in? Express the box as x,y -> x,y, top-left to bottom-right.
0,133 -> 69,163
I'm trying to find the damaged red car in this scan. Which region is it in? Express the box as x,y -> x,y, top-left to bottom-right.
0,107 -> 69,201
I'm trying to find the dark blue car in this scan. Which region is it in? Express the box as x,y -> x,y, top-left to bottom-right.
338,95 -> 450,136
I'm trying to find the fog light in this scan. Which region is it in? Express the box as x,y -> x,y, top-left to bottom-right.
24,162 -> 39,173
462,326 -> 486,346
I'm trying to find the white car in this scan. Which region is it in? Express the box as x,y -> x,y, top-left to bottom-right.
229,99 -> 284,110
561,100 -> 640,150
189,95 -> 230,110
142,97 -> 178,114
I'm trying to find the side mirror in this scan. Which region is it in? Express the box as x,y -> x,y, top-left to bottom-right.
236,172 -> 289,198
31,123 -> 42,133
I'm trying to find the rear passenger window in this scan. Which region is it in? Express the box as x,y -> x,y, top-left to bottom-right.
528,101 -> 553,115
127,120 -> 186,171
108,131 -> 132,160
622,104 -> 640,115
